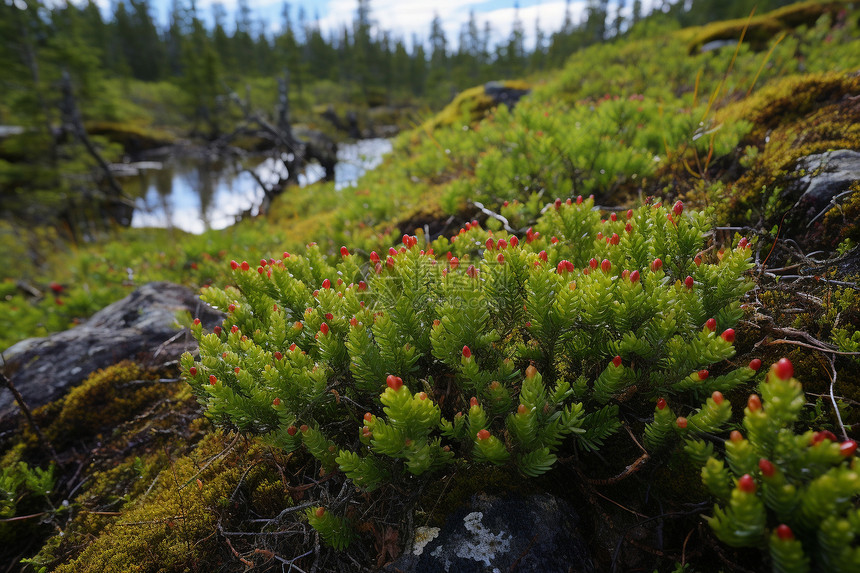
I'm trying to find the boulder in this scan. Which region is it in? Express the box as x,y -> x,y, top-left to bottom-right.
484,81 -> 531,110
390,493 -> 592,573
791,149 -> 860,227
0,281 -> 222,426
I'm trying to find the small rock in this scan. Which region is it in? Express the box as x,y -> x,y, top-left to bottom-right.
390,493 -> 592,573
791,149 -> 860,227
0,282 -> 222,426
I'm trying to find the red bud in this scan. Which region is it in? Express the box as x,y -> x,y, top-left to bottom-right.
630,270 -> 640,283
612,355 -> 622,368
705,318 -> 716,331
698,370 -> 709,380
650,258 -> 663,272
676,417 -> 688,429
685,276 -> 694,289
721,329 -> 735,343
730,430 -> 743,442
230,260 -> 239,270
776,524 -> 794,541
319,323 -> 329,335
589,258 -> 598,269
241,261 -> 250,271
341,246 -> 349,256
773,358 -> 793,380
759,458 -> 775,477
189,367 -> 197,376
749,358 -> 762,371
738,474 -> 756,493
477,429 -> 491,440
462,346 -> 472,358
656,398 -> 666,410
386,375 -> 403,390
840,440 -> 857,456
209,375 -> 217,385
673,201 -> 683,216
748,394 -> 762,412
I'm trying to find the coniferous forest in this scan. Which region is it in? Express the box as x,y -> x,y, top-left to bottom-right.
2,0 -> 860,571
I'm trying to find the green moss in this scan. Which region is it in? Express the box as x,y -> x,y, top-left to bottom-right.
420,80 -> 531,133
686,0 -> 851,53
38,362 -> 175,447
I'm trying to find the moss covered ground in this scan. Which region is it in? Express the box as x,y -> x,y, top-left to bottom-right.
2,2 -> 860,571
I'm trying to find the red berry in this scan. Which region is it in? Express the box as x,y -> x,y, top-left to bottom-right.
349,317 -> 358,327
673,201 -> 683,216
241,261 -> 250,271
656,398 -> 667,410
466,265 -> 477,278
370,251 -> 380,263
554,198 -> 562,210
386,375 -> 403,390
214,326 -> 222,336
749,358 -> 762,371
322,278 -> 331,289
694,255 -> 702,266
287,426 -> 298,436
738,237 -> 749,249
315,507 -> 325,518
358,281 -> 367,291
610,233 -> 619,245
840,440 -> 857,456
738,474 -> 756,493
612,355 -> 622,368
685,276 -> 694,289
650,258 -> 663,272
231,325 -> 239,333
625,223 -> 633,233
389,247 -> 397,256
589,258 -> 598,269
510,236 -> 519,247
610,213 -> 617,222
630,270 -> 640,283
601,259 -> 611,273
289,343 -> 297,351
759,458 -> 775,477
477,429 -> 491,440
274,351 -> 283,361
230,260 -> 239,270
386,256 -> 395,268
450,256 -> 459,269
341,246 -> 349,256
711,390 -> 722,404
209,375 -> 217,385
462,346 -> 472,358
699,370 -> 709,381
364,412 -> 373,422
773,358 -> 793,380
497,253 -> 505,264
228,303 -> 236,313
319,323 -> 329,335
576,195 -> 583,205
49,281 -> 63,293
470,397 -> 479,407
193,318 -> 201,326
551,236 -> 559,244
748,394 -> 762,412
730,430 -> 743,443
273,398 -> 281,406
626,209 -> 633,219
189,367 -> 197,376
485,238 -> 495,251
721,329 -> 735,343
776,524 -> 794,541
676,417 -> 688,429
497,239 -> 507,250
418,392 -> 428,400
538,251 -> 548,262
300,425 -> 309,433
705,318 -> 716,331
324,313 -> 334,321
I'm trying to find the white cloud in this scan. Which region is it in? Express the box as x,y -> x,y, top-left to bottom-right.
315,0 -> 586,52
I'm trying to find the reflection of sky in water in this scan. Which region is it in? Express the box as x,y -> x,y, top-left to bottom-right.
129,139 -> 392,234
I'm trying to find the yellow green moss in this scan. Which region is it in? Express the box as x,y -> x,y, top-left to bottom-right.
685,0 -> 851,53
40,361 -> 176,447
420,80 -> 531,133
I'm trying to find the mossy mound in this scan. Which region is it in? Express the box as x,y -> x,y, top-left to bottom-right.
420,80 -> 531,133
717,72 -> 860,244
686,0 -> 852,53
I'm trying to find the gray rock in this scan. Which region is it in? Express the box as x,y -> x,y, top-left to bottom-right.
0,282 -> 222,426
791,149 -> 860,227
390,493 -> 592,573
484,82 -> 531,110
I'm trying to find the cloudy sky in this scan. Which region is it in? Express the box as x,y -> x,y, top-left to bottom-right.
135,0 -> 661,50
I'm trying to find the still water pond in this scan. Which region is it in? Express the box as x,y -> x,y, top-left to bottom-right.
125,138 -> 392,234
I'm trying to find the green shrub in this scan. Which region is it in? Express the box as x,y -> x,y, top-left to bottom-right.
183,198 -> 756,546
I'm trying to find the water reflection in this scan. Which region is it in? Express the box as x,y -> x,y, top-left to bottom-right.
125,139 -> 392,234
